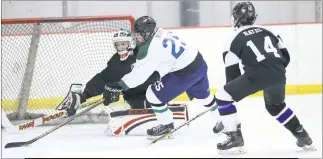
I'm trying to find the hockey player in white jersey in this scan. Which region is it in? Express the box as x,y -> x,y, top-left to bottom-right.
104,16 -> 217,139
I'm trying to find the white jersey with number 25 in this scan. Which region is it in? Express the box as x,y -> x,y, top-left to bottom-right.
121,28 -> 199,89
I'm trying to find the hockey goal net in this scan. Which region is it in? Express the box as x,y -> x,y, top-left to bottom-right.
1,15 -> 135,126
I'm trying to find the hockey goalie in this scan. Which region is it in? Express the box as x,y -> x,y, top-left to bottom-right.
56,29 -> 189,136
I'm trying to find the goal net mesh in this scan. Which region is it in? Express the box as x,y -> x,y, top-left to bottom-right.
1,15 -> 135,125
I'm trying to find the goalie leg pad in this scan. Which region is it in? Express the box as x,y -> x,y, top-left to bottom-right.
104,104 -> 189,136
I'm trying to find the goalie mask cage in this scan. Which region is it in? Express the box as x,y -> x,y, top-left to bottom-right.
1,15 -> 135,126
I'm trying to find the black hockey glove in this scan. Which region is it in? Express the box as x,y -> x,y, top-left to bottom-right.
103,83 -> 123,106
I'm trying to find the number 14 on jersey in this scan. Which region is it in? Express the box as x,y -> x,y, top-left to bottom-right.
247,36 -> 281,62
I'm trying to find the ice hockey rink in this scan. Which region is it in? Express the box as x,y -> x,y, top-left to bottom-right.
2,94 -> 322,158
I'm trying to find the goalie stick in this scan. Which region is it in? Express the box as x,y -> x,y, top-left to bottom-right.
149,105 -> 218,146
4,99 -> 104,149
6,98 -> 101,132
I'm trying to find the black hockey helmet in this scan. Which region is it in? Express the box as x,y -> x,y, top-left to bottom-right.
133,16 -> 156,45
232,2 -> 257,28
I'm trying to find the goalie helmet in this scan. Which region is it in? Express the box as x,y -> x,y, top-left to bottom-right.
232,2 -> 257,29
113,29 -> 136,61
133,16 -> 156,46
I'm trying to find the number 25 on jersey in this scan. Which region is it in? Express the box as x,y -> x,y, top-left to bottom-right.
162,33 -> 186,59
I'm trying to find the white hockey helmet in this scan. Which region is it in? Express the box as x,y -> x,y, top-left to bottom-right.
113,29 -> 137,61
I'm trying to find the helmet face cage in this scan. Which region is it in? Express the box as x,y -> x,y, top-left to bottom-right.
133,32 -> 146,45
113,29 -> 136,52
115,41 -> 130,52
113,29 -> 136,61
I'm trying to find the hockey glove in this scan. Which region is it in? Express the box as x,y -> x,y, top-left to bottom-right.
103,83 -> 123,106
56,84 -> 86,116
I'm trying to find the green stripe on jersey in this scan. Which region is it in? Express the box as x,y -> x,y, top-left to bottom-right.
136,35 -> 154,60
152,106 -> 169,113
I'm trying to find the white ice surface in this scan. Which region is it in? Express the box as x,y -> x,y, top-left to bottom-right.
2,94 -> 322,158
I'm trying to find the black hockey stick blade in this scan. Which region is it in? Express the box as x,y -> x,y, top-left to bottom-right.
4,99 -> 104,149
4,138 -> 37,148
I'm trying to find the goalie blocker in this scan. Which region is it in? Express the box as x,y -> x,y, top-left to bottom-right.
105,103 -> 189,136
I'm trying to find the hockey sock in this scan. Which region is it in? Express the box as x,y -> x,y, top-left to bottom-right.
220,112 -> 238,132
266,102 -> 301,134
215,95 -> 238,132
151,104 -> 173,125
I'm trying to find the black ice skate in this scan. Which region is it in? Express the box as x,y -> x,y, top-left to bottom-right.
217,123 -> 245,155
293,125 -> 316,151
147,123 -> 174,140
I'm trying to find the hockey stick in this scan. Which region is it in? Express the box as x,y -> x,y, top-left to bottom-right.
10,98 -> 102,132
4,99 -> 104,149
149,105 -> 218,146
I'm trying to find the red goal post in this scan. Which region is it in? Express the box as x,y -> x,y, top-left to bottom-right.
1,15 -> 135,126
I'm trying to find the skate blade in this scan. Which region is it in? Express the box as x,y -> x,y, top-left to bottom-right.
218,146 -> 246,155
147,134 -> 174,140
301,145 -> 317,151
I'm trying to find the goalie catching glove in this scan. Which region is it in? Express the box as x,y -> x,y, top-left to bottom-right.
56,84 -> 86,116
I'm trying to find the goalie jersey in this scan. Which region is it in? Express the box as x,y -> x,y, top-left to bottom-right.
82,49 -> 160,101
